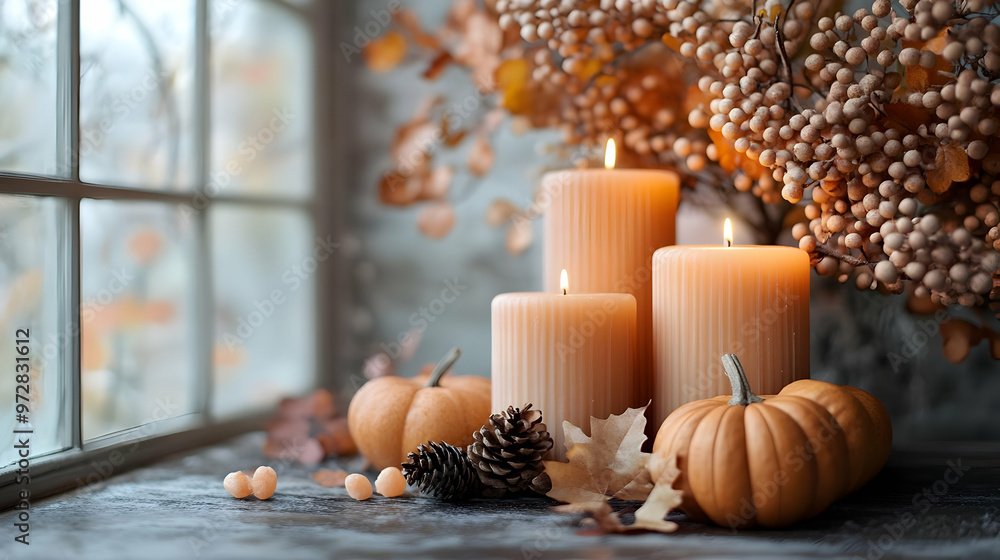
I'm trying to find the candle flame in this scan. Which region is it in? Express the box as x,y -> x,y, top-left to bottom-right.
560,269 -> 569,295
724,218 -> 733,247
604,138 -> 616,169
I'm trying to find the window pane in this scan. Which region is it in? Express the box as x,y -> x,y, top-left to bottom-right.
210,0 -> 312,198
0,0 -> 58,175
80,200 -> 197,440
0,195 -> 66,467
211,205 -> 315,418
79,0 -> 196,189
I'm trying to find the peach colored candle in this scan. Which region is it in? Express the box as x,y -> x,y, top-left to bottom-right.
492,271 -> 637,460
651,220 -> 810,425
542,141 -> 679,426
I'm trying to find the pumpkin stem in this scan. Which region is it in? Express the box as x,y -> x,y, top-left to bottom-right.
722,354 -> 763,406
427,347 -> 461,388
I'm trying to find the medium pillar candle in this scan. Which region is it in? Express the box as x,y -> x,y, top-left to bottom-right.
652,243 -> 810,425
492,289 -> 636,460
542,167 -> 678,425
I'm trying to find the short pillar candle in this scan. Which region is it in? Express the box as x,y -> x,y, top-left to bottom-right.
492,272 -> 637,460
651,222 -> 810,424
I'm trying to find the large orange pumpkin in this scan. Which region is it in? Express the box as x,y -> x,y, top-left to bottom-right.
348,348 -> 491,470
652,353 -> 891,529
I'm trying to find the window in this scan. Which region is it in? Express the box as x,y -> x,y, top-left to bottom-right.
0,0 -> 321,506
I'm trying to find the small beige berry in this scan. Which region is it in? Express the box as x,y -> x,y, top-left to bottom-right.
252,466 -> 277,500
875,260 -> 899,284
374,467 -> 407,498
346,474 -> 373,501
224,471 -> 253,499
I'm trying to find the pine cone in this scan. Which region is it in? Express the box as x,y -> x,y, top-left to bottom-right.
468,404 -> 554,495
401,441 -> 483,500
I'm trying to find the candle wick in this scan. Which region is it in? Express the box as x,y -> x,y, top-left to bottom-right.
725,239 -> 732,248
562,287 -> 567,295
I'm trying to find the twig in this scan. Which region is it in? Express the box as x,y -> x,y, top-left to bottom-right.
814,243 -> 871,266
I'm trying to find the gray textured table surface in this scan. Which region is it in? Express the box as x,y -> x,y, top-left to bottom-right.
1,433 -> 998,560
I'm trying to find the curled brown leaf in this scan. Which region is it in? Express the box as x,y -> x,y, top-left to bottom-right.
423,51 -> 453,80
379,172 -> 422,206
423,166 -> 454,200
417,201 -> 456,239
505,220 -> 533,255
544,404 -> 651,504
312,470 -> 349,487
468,133 -> 495,177
485,198 -> 519,227
396,10 -> 441,50
927,142 -> 970,194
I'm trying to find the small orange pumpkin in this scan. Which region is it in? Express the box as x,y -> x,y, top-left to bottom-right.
653,354 -> 891,529
348,348 -> 491,470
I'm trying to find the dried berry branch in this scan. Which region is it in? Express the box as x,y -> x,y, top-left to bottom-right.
371,0 -> 1000,326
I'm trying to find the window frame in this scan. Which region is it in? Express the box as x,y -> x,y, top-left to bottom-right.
0,0 -> 335,509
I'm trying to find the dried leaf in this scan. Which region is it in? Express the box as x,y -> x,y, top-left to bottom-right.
468,133 -> 495,176
397,10 -> 441,50
927,142 -> 970,194
440,114 -> 468,147
315,418 -> 357,456
423,51 -> 453,80
613,466 -> 654,501
505,220 -> 533,255
708,128 -> 765,179
902,27 -> 950,55
900,28 -> 954,92
551,452 -> 682,534
413,95 -> 444,121
379,172 -> 422,206
364,31 -> 407,72
630,454 -> 682,533
485,198 -> 519,227
555,501 -> 625,532
495,59 -> 531,114
905,64 -> 952,92
422,166 -> 453,200
312,470 -> 349,487
883,102 -> 933,132
417,201 -> 456,239
575,58 -> 603,81
445,0 -> 477,30
544,404 -> 651,505
391,120 -> 438,172
510,116 -> 532,135
483,108 -> 505,132
906,66 -> 930,92
661,33 -> 681,52
459,12 -> 503,63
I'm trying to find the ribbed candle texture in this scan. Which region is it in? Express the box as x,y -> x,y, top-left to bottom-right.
542,169 -> 679,424
652,246 -> 810,425
491,292 -> 636,460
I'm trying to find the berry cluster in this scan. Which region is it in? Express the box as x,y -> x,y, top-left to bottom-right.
497,0 -> 1000,312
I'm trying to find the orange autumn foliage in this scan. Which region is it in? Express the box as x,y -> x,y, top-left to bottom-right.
927,142 -> 971,194
364,31 -> 407,72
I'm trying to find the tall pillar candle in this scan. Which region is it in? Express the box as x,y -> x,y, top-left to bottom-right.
652,234 -> 810,426
492,283 -> 636,460
542,160 -> 678,424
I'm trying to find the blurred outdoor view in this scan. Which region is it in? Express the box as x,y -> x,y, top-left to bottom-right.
0,0 -> 315,458
0,196 -> 66,467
